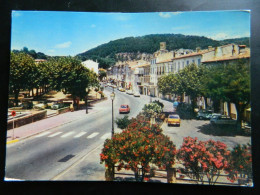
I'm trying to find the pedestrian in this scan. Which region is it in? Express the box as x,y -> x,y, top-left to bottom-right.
173,99 -> 179,113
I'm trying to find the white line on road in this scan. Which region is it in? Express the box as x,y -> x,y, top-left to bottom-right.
87,132 -> 99,139
35,131 -> 51,137
61,131 -> 75,138
74,132 -> 87,138
48,132 -> 63,137
100,133 -> 110,139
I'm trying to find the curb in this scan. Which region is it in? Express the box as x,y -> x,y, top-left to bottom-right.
6,139 -> 19,145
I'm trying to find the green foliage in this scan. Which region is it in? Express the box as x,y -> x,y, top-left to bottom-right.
9,52 -> 36,105
12,47 -> 48,59
115,115 -> 131,129
152,100 -> 164,109
142,102 -> 163,119
201,60 -> 250,127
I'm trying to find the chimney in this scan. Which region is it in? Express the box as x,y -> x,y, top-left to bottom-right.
160,42 -> 166,50
196,47 -> 201,52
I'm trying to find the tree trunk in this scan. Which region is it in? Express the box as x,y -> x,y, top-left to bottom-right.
166,166 -> 176,183
105,164 -> 114,181
213,99 -> 220,113
14,89 -> 19,107
85,94 -> 89,114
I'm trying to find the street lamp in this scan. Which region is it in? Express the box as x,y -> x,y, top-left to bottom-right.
110,89 -> 115,138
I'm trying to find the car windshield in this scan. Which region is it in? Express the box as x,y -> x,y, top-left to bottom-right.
169,115 -> 179,119
121,105 -> 127,108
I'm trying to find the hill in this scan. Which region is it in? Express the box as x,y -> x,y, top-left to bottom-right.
76,34 -> 250,68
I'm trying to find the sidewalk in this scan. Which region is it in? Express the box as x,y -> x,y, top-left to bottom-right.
6,97 -> 110,144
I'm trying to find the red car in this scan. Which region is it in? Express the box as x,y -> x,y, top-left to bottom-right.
119,104 -> 130,114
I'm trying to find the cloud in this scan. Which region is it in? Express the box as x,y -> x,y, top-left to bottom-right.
55,41 -> 72,48
159,12 -> 182,18
159,12 -> 172,18
210,33 -> 229,40
91,24 -> 96,28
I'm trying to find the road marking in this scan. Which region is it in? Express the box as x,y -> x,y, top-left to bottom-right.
87,132 -> 99,139
100,133 -> 110,139
48,132 -> 63,137
35,131 -> 51,137
6,139 -> 19,144
74,132 -> 87,138
61,131 -> 75,138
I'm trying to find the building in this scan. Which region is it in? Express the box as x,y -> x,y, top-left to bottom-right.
82,60 -> 99,74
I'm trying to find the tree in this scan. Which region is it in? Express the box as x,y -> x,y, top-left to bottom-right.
100,118 -> 176,182
98,69 -> 107,81
177,63 -> 205,113
9,52 -> 35,106
201,60 -> 250,129
158,63 -> 205,114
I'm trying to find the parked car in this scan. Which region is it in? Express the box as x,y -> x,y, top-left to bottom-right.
119,104 -> 130,114
167,114 -> 181,126
210,115 -> 237,125
133,91 -> 140,97
120,88 -> 126,92
196,110 -> 213,120
34,103 -> 46,110
126,90 -> 133,95
51,103 -> 64,110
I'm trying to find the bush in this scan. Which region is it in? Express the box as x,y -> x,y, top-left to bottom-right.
115,116 -> 131,129
152,100 -> 164,109
100,118 -> 177,182
227,144 -> 252,183
177,137 -> 231,185
142,102 -> 163,119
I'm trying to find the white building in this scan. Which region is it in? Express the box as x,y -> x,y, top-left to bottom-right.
82,60 -> 99,74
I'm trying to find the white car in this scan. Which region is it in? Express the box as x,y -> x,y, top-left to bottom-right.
126,90 -> 133,95
133,91 -> 140,97
210,115 -> 237,125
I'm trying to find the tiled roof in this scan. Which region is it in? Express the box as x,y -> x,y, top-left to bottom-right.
202,49 -> 250,63
173,49 -> 210,60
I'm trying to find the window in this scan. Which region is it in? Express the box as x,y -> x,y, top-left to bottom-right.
186,60 -> 189,65
192,59 -> 195,64
198,59 -> 201,65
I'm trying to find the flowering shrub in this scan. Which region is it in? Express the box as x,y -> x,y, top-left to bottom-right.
142,102 -> 163,120
100,118 -> 176,182
177,137 -> 231,185
227,144 -> 252,183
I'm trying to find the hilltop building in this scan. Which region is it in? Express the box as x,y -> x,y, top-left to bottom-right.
82,60 -> 99,75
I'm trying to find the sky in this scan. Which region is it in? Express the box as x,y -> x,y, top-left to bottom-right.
11,10 -> 250,56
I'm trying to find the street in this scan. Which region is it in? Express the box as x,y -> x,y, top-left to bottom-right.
5,87 -> 251,181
